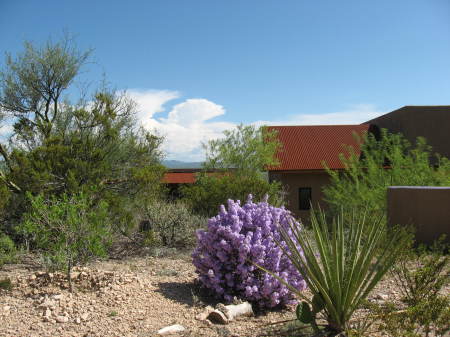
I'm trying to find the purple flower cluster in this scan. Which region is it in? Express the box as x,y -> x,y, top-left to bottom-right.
192,195 -> 307,308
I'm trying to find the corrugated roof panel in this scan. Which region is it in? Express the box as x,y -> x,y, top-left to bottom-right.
162,172 -> 196,184
268,125 -> 370,170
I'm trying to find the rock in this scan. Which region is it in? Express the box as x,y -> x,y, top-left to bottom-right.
52,294 -> 64,301
3,305 -> 10,311
56,315 -> 69,323
375,293 -> 389,301
44,309 -> 52,318
70,272 -> 80,279
157,324 -> 186,335
195,306 -> 214,321
75,317 -> 81,324
38,300 -> 56,310
80,313 -> 89,321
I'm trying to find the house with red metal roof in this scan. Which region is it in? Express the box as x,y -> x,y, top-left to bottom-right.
267,106 -> 450,219
267,124 -> 371,219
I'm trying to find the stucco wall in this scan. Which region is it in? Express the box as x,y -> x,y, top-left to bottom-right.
367,106 -> 450,160
387,186 -> 450,244
270,170 -> 331,221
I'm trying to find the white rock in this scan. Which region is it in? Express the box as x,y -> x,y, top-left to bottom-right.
56,315 -> 69,323
157,324 -> 186,335
53,294 -> 64,301
38,300 -> 56,309
80,313 -> 89,321
3,305 -> 10,311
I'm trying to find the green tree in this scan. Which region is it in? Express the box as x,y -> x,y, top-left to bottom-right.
0,35 -> 90,142
18,192 -> 112,291
0,37 -> 166,237
203,124 -> 281,174
323,129 -> 450,214
182,124 -> 283,216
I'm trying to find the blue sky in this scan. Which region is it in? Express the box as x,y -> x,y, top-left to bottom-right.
1,0 -> 450,160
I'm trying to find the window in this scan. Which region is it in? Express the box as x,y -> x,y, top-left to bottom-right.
298,187 -> 312,210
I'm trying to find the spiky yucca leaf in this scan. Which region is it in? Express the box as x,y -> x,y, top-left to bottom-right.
261,207 -> 409,334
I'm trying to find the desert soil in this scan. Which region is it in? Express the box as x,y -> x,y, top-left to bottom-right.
0,250 -> 401,337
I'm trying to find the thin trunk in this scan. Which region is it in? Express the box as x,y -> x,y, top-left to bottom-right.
67,259 -> 72,292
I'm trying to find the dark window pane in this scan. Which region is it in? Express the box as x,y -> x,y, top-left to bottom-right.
299,188 -> 312,210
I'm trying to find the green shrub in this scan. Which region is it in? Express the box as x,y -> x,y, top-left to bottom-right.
391,236 -> 449,306
140,200 -> 206,248
0,233 -> 17,267
323,130 -> 450,215
17,192 -> 112,291
260,207 -> 410,336
181,173 -> 283,217
377,236 -> 450,337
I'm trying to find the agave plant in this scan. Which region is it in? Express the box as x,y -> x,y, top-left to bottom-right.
260,207 -> 409,336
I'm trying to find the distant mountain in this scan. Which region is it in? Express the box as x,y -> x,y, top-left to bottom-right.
162,160 -> 204,169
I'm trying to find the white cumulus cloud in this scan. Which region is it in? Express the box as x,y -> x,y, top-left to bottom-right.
128,89 -> 180,127
129,90 -> 234,161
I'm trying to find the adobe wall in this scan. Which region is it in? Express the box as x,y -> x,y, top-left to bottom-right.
270,170 -> 331,222
368,107 -> 450,160
387,186 -> 450,244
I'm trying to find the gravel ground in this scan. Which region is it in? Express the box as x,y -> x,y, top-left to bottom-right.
0,251 -> 410,337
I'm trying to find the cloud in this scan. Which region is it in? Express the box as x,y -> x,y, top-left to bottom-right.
130,90 -> 234,161
254,104 -> 384,127
127,89 -> 180,126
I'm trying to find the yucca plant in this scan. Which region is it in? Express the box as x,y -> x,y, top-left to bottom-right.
259,207 -> 410,336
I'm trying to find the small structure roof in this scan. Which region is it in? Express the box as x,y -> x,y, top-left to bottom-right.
268,124 -> 370,171
162,172 -> 197,184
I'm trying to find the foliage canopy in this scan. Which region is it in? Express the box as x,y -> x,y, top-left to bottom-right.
323,129 -> 450,214
0,36 -> 165,236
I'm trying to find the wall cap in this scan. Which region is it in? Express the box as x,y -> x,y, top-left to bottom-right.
388,186 -> 450,190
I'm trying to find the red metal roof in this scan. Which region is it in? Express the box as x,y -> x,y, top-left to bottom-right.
162,172 -> 197,184
268,124 -> 370,171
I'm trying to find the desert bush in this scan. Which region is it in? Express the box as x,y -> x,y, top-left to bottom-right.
377,236 -> 450,337
141,200 -> 206,248
0,36 -> 166,240
181,173 -> 284,217
376,297 -> 450,337
192,195 -> 306,309
0,233 -> 17,267
17,192 -> 112,291
267,207 -> 410,336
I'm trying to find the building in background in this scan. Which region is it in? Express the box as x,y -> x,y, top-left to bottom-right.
267,124 -> 371,219
268,106 -> 450,219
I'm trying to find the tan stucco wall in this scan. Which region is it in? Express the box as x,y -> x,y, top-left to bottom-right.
270,170 -> 331,222
387,186 -> 450,244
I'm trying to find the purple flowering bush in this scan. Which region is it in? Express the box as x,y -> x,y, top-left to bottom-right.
192,195 -> 307,308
